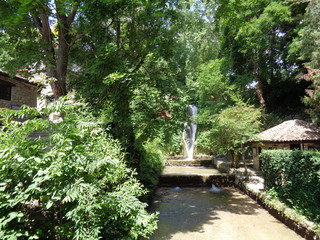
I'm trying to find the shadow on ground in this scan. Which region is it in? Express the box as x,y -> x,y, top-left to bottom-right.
149,187 -> 261,240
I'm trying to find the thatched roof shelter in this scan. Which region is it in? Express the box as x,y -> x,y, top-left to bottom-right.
257,119 -> 320,142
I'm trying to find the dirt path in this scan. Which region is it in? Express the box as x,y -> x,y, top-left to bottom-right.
150,187 -> 304,240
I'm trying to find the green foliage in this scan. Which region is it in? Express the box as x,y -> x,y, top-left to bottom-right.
191,58 -> 262,158
130,56 -> 187,146
261,150 -> 320,222
175,1 -> 219,70
214,0 -> 308,114
290,0 -> 320,69
210,103 -> 262,165
190,58 -> 234,154
137,140 -> 165,202
65,0 -> 188,169
192,58 -> 236,124
290,1 -> 320,122
236,2 -> 292,51
194,58 -> 234,111
0,99 -> 157,240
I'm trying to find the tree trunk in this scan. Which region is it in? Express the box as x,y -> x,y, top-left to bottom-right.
113,88 -> 143,169
32,2 -> 77,99
242,151 -> 248,178
53,14 -> 71,98
229,150 -> 236,168
256,78 -> 265,109
240,144 -> 249,178
253,58 -> 266,109
116,18 -> 121,48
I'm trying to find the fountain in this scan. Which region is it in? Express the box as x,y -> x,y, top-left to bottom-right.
209,184 -> 222,193
183,105 -> 198,160
172,186 -> 182,192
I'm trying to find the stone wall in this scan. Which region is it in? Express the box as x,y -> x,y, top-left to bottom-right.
0,74 -> 37,109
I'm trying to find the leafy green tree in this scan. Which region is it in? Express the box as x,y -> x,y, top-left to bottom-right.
194,58 -> 234,111
211,103 -> 262,168
290,0 -> 320,69
290,0 -> 320,122
214,0 -> 308,115
1,0 -> 82,98
175,0 -> 219,70
190,48 -> 262,166
190,58 -> 238,154
0,99 -> 157,240
0,0 -> 182,99
1,0 -> 190,192
65,1 -> 189,169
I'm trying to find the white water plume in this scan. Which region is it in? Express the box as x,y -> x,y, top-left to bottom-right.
183,105 -> 197,160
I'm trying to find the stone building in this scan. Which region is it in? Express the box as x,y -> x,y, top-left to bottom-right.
0,71 -> 38,109
252,119 -> 320,170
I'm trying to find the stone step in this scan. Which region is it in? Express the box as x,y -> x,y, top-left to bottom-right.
166,159 -> 212,166
159,166 -> 233,187
159,172 -> 234,187
162,166 -> 220,176
28,130 -> 50,139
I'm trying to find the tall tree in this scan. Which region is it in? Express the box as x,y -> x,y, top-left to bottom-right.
290,0 -> 320,122
0,0 -> 156,99
214,0 -> 308,115
213,103 -> 262,168
63,0 -> 188,167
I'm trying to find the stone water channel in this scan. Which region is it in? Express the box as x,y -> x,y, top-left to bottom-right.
149,159 -> 305,240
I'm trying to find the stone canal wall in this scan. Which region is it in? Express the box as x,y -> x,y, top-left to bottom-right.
235,178 -> 319,240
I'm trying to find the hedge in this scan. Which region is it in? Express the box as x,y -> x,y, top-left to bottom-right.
260,150 -> 320,222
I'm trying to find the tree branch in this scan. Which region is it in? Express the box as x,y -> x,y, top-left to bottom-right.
31,15 -> 42,30
66,4 -> 78,27
38,6 -> 53,42
68,32 -> 87,47
68,18 -> 115,47
131,55 -> 147,74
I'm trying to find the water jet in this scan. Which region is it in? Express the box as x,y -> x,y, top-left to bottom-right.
183,105 -> 197,160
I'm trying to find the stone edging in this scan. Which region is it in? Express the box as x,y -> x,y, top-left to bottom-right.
235,177 -> 320,240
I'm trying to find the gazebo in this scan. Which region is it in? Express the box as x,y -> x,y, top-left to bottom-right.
252,119 -> 320,170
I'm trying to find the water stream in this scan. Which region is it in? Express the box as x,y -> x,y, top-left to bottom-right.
183,105 -> 198,160
150,187 -> 304,240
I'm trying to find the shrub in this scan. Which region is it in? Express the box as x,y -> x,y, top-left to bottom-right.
0,98 -> 157,240
261,150 -> 320,222
137,139 -> 165,202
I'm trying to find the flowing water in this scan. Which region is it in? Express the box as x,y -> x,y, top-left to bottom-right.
183,105 -> 198,160
150,187 -> 304,240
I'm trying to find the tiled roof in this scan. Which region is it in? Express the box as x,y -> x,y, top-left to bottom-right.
257,119 -> 320,142
0,71 -> 37,87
